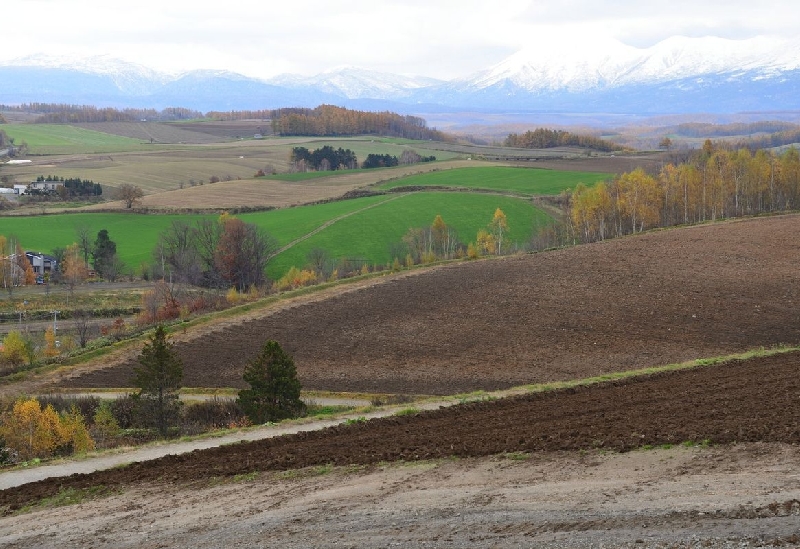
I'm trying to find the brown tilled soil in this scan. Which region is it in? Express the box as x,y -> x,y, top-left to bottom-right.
61,214 -> 800,395
0,353 -> 800,547
3,215 -> 800,546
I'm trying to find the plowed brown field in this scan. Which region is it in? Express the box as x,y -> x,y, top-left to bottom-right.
2,350 -> 799,513
62,214 -> 800,395
3,215 -> 800,546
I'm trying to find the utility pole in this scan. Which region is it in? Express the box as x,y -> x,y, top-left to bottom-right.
51,310 -> 60,335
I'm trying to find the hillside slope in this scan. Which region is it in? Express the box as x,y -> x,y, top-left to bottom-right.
60,214 -> 800,395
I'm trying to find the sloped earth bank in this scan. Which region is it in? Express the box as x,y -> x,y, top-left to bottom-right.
61,214 -> 800,395
2,352 -> 800,546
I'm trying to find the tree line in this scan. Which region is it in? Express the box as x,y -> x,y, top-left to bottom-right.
271,105 -> 452,141
206,109 -> 273,121
0,103 -> 203,123
504,128 -> 627,152
289,146 -> 436,172
569,141 -> 800,243
362,151 -> 436,169
153,213 -> 278,291
34,175 -> 102,197
290,146 -> 358,171
734,129 -> 800,151
2,102 -> 450,141
674,121 -> 799,138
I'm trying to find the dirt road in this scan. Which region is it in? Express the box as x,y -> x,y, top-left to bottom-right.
2,443 -> 798,548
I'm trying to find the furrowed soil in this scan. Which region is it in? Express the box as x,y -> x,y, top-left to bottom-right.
2,352 -> 799,546
3,214 -> 800,547
59,214 -> 800,395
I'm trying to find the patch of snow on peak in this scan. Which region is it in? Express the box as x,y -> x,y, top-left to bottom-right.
461,35 -> 800,92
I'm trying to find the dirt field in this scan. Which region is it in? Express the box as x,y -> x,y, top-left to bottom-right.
2,214 -> 800,546
2,444 -> 799,548
2,351 -> 799,546
60,213 -> 800,395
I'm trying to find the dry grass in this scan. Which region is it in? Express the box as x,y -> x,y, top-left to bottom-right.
80,159 -> 486,210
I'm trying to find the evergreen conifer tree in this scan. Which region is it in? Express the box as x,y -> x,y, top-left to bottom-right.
237,340 -> 305,424
132,325 -> 183,436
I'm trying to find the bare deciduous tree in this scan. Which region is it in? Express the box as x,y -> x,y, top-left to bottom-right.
75,225 -> 93,268
154,216 -> 277,290
117,184 -> 144,209
72,309 -> 93,348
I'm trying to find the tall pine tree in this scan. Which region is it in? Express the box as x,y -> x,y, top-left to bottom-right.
132,325 -> 183,436
237,340 -> 305,424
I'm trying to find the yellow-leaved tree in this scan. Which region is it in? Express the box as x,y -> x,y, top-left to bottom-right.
62,242 -> 89,297
59,406 -> 95,455
0,398 -> 65,460
2,330 -> 27,367
476,229 -> 495,256
0,398 -> 95,460
43,326 -> 60,357
489,208 -> 508,255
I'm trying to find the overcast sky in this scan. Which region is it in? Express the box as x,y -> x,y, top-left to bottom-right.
4,0 -> 798,80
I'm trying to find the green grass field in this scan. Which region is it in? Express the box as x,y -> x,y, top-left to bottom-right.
263,192 -> 550,278
238,195 -> 390,244
2,124 -> 167,155
376,166 -> 610,195
0,213 -> 215,272
0,192 -> 549,281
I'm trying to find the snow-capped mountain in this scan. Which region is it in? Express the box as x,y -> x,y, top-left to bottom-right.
1,36 -> 799,114
2,54 -> 171,95
457,36 -> 800,93
269,66 -> 444,100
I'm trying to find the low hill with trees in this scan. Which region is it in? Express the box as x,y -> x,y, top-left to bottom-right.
270,105 -> 452,141
504,128 -> 627,152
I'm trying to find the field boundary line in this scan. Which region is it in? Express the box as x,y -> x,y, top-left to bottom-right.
268,193 -> 409,259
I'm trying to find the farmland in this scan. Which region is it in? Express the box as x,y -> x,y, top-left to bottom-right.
1,121 -> 595,279
0,189 -> 547,279
3,117 -> 796,546
1,124 -> 161,154
1,123 -> 464,196
375,165 -> 610,195
58,213 -> 800,395
3,213 -> 800,547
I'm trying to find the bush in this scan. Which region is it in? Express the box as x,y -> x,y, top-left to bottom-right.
182,398 -> 248,432
109,394 -> 139,429
37,394 -> 101,422
0,398 -> 94,461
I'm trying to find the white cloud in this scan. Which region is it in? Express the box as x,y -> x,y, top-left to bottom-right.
3,0 -> 797,79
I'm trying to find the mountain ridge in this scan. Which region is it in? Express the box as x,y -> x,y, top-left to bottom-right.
1,36 -> 799,114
